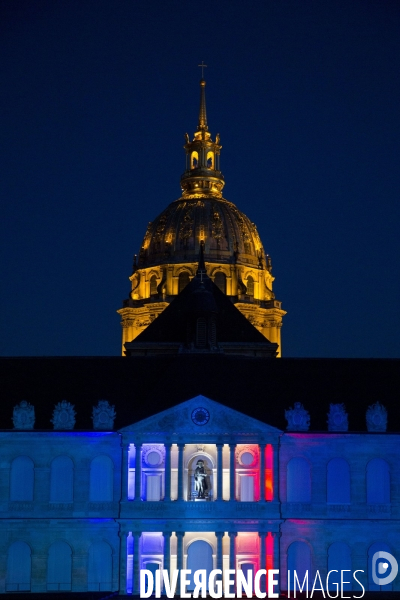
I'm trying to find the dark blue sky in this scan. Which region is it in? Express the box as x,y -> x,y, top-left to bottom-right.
1,0 -> 399,358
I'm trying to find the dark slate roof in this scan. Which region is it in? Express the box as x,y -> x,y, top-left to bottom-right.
1,356 -> 400,432
132,272 -> 273,346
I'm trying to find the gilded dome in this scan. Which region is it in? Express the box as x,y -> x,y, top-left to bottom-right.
138,197 -> 266,270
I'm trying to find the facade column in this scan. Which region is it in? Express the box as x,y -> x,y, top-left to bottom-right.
217,443 -> 224,501
272,532 -> 281,592
176,532 -> 185,592
121,444 -> 129,502
177,443 -> 185,501
228,532 -> 237,595
229,443 -> 236,501
259,443 -> 266,502
118,530 -> 128,594
216,531 -> 224,573
273,444 -> 279,502
258,532 -> 267,593
163,531 -> 172,578
134,442 -> 142,501
133,532 -> 141,595
164,443 -> 172,501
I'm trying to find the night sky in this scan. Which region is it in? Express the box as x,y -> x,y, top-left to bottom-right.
1,0 -> 399,358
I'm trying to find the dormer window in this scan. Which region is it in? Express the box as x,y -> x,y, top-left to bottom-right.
247,276 -> 254,296
150,275 -> 157,296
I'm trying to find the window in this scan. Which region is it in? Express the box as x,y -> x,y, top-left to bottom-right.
240,475 -> 255,501
6,542 -> 31,592
191,151 -> 199,169
367,458 -> 390,504
327,543 -> 352,592
178,271 -> 190,293
287,542 -> 311,592
287,457 -> 311,503
50,456 -> 73,503
90,456 -> 114,502
327,458 -> 350,504
196,318 -> 207,348
214,272 -> 226,294
47,541 -> 72,591
150,275 -> 157,295
246,276 -> 254,296
10,456 -> 34,501
206,151 -> 214,168
88,542 -> 113,591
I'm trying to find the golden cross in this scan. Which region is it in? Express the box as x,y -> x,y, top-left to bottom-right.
198,61 -> 207,79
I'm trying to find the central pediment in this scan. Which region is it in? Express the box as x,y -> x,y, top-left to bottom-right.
119,395 -> 282,442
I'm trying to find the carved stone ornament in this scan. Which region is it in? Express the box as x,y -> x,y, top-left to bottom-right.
51,400 -> 76,430
142,444 -> 165,467
327,403 -> 348,432
12,400 -> 35,430
285,402 -> 310,431
366,402 -> 387,432
92,400 -> 116,430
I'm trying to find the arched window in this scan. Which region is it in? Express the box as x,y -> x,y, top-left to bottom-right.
88,542 -> 113,591
287,457 -> 311,503
327,458 -> 350,504
206,151 -> 214,168
246,276 -> 254,296
47,541 -> 72,591
214,272 -> 226,294
178,271 -> 190,293
90,456 -> 114,502
327,542 -> 352,592
6,542 -> 31,591
368,542 -> 393,591
287,541 -> 311,592
50,456 -> 73,503
196,318 -> 207,348
10,456 -> 34,501
367,458 -> 390,504
191,151 -> 198,169
149,275 -> 157,295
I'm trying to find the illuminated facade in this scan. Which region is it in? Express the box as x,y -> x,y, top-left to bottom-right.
118,78 -> 286,356
0,392 -> 399,594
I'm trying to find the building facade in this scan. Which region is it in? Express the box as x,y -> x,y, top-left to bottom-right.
1,394 -> 399,594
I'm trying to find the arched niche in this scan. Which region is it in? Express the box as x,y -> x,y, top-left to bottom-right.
186,540 -> 214,590
367,458 -> 390,504
88,541 -> 113,591
287,541 -> 312,592
286,457 -> 311,503
6,541 -> 31,592
186,452 -> 214,501
327,458 -> 350,504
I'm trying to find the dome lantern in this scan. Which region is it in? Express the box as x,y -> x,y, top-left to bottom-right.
181,78 -> 224,198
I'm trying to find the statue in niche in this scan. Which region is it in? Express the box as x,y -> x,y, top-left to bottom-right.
194,459 -> 208,499
92,400 -> 116,430
366,402 -> 387,432
327,403 -> 348,431
51,400 -> 76,430
285,402 -> 310,431
12,400 -> 35,429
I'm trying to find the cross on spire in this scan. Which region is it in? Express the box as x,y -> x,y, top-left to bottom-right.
198,61 -> 207,79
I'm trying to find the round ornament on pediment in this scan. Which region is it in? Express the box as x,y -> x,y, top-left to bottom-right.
191,407 -> 210,426
237,448 -> 256,467
142,446 -> 164,467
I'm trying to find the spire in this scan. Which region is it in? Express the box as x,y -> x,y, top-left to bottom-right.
196,240 -> 207,278
197,79 -> 208,132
